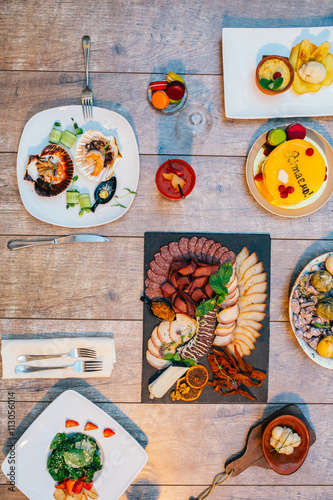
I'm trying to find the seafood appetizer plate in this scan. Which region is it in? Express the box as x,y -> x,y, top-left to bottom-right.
222,26 -> 333,118
141,232 -> 271,404
2,390 -> 148,500
17,105 -> 139,228
289,252 -> 333,369
246,126 -> 333,218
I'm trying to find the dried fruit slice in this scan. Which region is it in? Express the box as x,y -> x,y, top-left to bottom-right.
185,364 -> 209,389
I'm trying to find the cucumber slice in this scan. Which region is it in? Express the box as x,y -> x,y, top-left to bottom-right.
60,130 -> 77,149
49,128 -> 62,144
79,193 -> 92,215
66,190 -> 79,205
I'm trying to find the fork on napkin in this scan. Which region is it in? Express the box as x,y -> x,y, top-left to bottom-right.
1,336 -> 116,379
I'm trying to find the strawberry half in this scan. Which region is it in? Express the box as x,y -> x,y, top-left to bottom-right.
65,419 -> 79,428
103,428 -> 115,438
84,422 -> 98,431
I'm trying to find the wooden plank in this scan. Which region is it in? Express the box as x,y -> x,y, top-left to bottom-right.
2,71 -> 333,157
1,238 -> 333,320
1,154 -> 332,239
2,0 -> 333,74
1,319 -> 333,404
0,402 -> 332,486
1,486 -> 332,500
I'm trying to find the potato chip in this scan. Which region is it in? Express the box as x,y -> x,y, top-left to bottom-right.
53,489 -> 66,500
310,41 -> 330,61
297,39 -> 311,69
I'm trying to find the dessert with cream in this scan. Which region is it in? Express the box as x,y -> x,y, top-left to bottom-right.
254,124 -> 327,209
256,56 -> 294,94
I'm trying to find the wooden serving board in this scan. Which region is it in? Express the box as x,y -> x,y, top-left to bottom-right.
141,232 -> 271,404
225,404 -> 316,476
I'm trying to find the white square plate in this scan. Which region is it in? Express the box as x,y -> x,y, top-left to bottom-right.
17,105 -> 140,228
222,26 -> 333,119
2,390 -> 148,500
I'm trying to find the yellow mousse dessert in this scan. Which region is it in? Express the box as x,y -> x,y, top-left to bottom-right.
256,139 -> 326,208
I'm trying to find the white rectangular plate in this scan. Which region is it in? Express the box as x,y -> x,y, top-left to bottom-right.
222,26 -> 333,119
18,105 -> 140,227
2,390 -> 148,500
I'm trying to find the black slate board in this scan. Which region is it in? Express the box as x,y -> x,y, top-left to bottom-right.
141,232 -> 271,404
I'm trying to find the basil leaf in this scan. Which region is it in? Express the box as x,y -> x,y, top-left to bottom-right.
259,78 -> 273,89
173,353 -> 181,361
218,261 -> 233,286
216,288 -> 228,306
54,121 -> 61,127
195,298 -> 216,317
209,273 -> 224,294
163,353 -> 174,360
183,358 -> 196,366
272,77 -> 283,90
75,128 -> 83,136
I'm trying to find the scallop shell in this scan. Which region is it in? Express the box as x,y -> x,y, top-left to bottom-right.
75,130 -> 122,183
24,144 -> 74,197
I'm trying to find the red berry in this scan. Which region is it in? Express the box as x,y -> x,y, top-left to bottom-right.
324,174 -> 327,181
254,173 -> 263,181
287,186 -> 295,193
278,185 -> 287,192
306,148 -> 314,156
280,191 -> 288,198
263,148 -> 271,156
273,72 -> 282,80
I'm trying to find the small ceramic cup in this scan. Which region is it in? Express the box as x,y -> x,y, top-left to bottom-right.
256,55 -> 295,95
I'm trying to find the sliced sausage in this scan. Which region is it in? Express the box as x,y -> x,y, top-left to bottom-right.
219,250 -> 236,266
149,260 -> 168,277
168,241 -> 182,259
200,239 -> 216,263
178,236 -> 190,259
195,236 -> 207,262
145,283 -> 163,299
188,236 -> 198,259
160,245 -> 173,263
206,242 -> 222,264
212,246 -> 229,265
154,252 -> 170,271
146,268 -> 167,285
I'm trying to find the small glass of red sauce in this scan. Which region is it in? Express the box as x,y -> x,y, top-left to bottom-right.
155,159 -> 196,200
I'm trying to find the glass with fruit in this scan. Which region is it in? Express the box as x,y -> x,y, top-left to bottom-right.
147,72 -> 187,115
155,159 -> 196,200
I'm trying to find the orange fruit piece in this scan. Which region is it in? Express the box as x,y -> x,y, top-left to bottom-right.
186,364 -> 209,389
151,90 -> 169,109
84,421 -> 98,431
173,376 -> 203,401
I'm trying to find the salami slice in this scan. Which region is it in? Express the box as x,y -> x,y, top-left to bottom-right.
218,250 -> 236,266
154,252 -> 170,271
188,236 -> 198,259
146,268 -> 167,285
195,236 -> 207,262
145,284 -> 163,299
168,241 -> 182,259
212,246 -> 229,265
206,242 -> 222,264
178,236 -> 190,259
149,259 -> 168,277
160,245 -> 173,263
201,239 -> 216,263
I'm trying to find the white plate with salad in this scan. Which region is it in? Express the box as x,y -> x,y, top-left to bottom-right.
17,105 -> 140,228
1,390 -> 148,500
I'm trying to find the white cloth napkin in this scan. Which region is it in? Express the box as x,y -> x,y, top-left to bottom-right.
1,336 -> 116,379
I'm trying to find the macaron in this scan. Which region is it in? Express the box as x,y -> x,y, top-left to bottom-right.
166,72 -> 185,84
151,90 -> 170,109
267,128 -> 286,147
149,80 -> 168,91
166,81 -> 185,101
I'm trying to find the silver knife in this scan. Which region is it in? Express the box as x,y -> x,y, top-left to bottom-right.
7,234 -> 109,250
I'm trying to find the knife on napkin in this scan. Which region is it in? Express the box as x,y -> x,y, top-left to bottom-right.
7,234 -> 109,250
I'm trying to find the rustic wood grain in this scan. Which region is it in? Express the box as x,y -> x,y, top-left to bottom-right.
1,153 -> 332,239
0,402 -> 332,489
2,71 -> 333,157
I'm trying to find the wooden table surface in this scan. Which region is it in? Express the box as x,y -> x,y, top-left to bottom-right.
1,1 -> 333,499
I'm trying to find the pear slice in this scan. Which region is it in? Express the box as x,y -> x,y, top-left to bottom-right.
236,246 -> 249,275
239,293 -> 267,308
239,303 -> 266,313
234,326 -> 257,343
234,339 -> 251,357
238,252 -> 258,281
238,310 -> 266,322
239,263 -> 264,287
234,332 -> 255,350
240,272 -> 267,292
237,318 -> 263,330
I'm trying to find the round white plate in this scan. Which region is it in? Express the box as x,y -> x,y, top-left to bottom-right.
246,127 -> 333,217
289,252 -> 333,369
1,390 -> 148,500
17,105 -> 140,228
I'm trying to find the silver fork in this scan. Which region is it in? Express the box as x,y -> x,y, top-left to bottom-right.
17,348 -> 96,363
15,360 -> 103,374
82,35 -> 93,121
